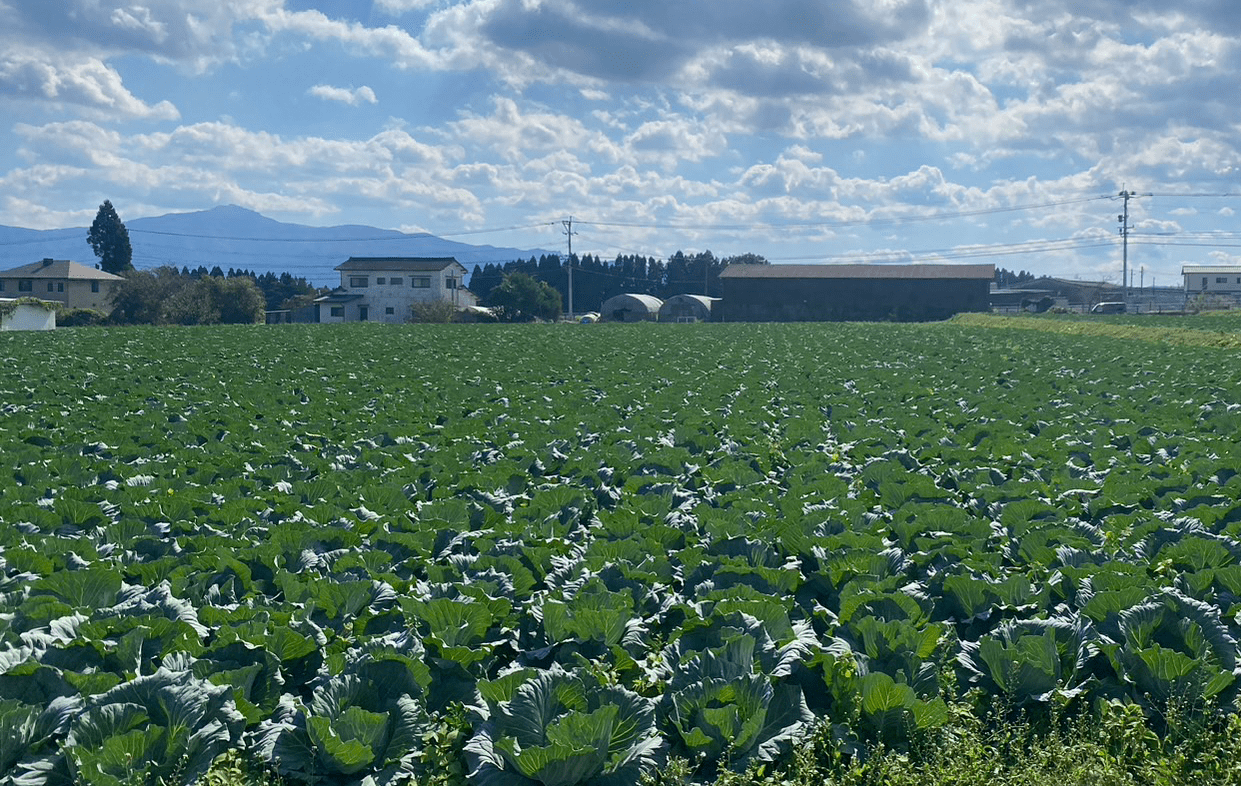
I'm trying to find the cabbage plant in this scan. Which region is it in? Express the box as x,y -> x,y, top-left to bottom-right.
465,667 -> 660,786
659,615 -> 815,772
252,635 -> 432,785
6,667 -> 242,786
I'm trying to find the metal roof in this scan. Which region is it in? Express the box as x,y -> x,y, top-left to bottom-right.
1181,265 -> 1241,275
335,257 -> 463,272
602,293 -> 663,310
662,294 -> 720,307
719,263 -> 995,280
0,259 -> 125,281
314,291 -> 365,304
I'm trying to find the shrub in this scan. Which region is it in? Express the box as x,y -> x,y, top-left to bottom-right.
411,299 -> 459,323
56,308 -> 108,327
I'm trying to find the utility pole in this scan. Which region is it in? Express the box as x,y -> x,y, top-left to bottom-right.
563,217 -> 576,319
1117,190 -> 1151,302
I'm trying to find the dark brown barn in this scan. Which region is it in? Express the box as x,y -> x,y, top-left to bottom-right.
718,263 -> 994,322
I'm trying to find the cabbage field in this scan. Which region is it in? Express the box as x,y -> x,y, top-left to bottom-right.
2,320 -> 1241,786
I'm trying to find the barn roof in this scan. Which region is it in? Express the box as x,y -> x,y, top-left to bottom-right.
720,263 -> 995,280
0,259 -> 125,281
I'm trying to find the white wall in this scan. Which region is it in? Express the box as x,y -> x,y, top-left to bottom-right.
338,265 -> 472,322
0,303 -> 56,331
1184,271 -> 1241,294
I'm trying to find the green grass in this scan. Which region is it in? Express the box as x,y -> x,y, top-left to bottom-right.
955,311 -> 1241,348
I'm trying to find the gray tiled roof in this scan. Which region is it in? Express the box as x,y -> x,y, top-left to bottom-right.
335,257 -> 463,272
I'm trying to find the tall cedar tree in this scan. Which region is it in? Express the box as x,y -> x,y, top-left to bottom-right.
87,200 -> 134,275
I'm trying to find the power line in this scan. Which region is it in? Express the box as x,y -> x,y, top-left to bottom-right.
575,196 -> 1111,232
126,220 -> 558,243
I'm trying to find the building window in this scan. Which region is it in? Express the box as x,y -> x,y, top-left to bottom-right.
330,306 -> 344,317
1203,277 -> 1208,289
412,277 -> 431,288
91,281 -> 100,293
445,277 -> 457,290
0,280 -> 5,292
57,283 -> 64,292
47,282 -> 55,292
389,277 -> 402,285
1217,277 -> 1228,284
385,307 -> 395,315
350,276 -> 368,287
18,280 -> 32,292
376,277 -> 386,284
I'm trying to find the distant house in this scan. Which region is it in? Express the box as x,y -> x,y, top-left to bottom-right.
719,263 -> 993,322
0,298 -> 57,331
0,259 -> 123,312
1183,265 -> 1241,297
314,257 -> 478,323
600,294 -> 662,322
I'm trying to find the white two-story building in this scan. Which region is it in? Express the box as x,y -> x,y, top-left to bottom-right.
315,257 -> 478,323
1183,264 -> 1241,297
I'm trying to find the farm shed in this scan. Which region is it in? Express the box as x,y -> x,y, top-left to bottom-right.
659,294 -> 719,323
0,298 -> 57,331
601,293 -> 662,322
719,263 -> 994,322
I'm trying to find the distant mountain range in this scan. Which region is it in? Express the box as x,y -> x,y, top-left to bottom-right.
0,205 -> 553,287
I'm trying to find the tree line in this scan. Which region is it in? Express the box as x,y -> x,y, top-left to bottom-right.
470,251 -> 768,313
994,267 -> 1037,287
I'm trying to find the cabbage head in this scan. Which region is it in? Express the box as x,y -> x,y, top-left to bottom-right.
465,667 -> 660,786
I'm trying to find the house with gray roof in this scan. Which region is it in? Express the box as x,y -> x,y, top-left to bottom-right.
0,259 -> 123,312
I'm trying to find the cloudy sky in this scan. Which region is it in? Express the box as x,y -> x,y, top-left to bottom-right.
3,0 -> 1241,284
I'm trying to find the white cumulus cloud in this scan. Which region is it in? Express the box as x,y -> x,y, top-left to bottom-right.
308,84 -> 378,106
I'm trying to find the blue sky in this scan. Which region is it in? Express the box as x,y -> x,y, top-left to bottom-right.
3,0 -> 1241,286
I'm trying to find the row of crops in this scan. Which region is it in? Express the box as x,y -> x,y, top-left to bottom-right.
2,321 -> 1241,785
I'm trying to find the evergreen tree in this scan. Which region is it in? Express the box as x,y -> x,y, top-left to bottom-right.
86,200 -> 134,274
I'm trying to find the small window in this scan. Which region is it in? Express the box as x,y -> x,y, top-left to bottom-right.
91,281 -> 100,293
412,277 -> 431,288
47,282 -> 55,292
57,283 -> 64,292
445,277 -> 457,290
385,307 -> 395,315
0,280 -> 5,292
376,277 -> 386,284
389,277 -> 402,285
350,276 -> 368,288
18,280 -> 32,292
1217,277 -> 1228,284
330,306 -> 344,317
